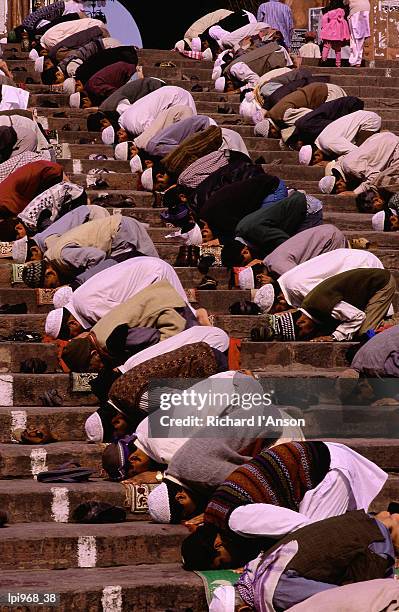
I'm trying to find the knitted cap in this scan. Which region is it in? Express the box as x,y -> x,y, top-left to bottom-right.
22,261 -> 46,288
254,283 -> 275,314
62,78 -> 76,95
85,412 -> 104,442
372,210 -> 385,232
53,285 -> 73,309
114,142 -> 129,161
319,175 -> 336,194
147,479 -> 184,524
45,308 -> 64,339
238,267 -> 254,290
141,167 -> 153,191
130,154 -> 143,173
299,145 -> 312,166
12,236 -> 28,264
254,119 -> 270,138
102,125 -> 115,145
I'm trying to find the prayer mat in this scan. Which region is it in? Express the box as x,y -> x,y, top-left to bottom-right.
35,288 -> 58,305
199,245 -> 222,267
123,482 -> 160,513
0,242 -> 13,258
194,570 -> 241,606
185,288 -> 198,303
11,263 -> 25,284
71,372 -> 98,393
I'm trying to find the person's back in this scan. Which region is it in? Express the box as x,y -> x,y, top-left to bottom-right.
257,0 -> 294,48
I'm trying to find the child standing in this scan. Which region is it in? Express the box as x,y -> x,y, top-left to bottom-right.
320,0 -> 350,67
298,31 -> 321,59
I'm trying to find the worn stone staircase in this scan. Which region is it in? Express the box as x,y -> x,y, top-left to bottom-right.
0,44 -> 398,610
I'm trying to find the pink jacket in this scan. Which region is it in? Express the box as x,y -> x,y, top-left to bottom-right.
320,8 -> 350,42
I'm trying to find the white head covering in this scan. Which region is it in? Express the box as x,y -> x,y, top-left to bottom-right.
45,308 -> 64,339
175,40 -> 185,51
319,175 -> 336,194
372,210 -> 385,232
69,92 -> 80,108
62,78 -> 76,95
240,97 -> 258,120
182,223 -> 202,246
191,37 -> 201,52
29,49 -> 39,60
209,586 -> 236,612
238,267 -> 254,290
215,76 -> 225,92
254,284 -> 275,314
130,155 -> 143,173
254,119 -> 270,137
12,236 -> 28,263
34,56 -> 44,73
101,125 -> 115,145
203,48 -> 213,61
53,286 -> 73,309
85,412 -> 104,442
147,482 -> 171,523
141,167 -> 153,191
135,419 -> 187,465
299,145 -> 312,166
114,142 -> 129,160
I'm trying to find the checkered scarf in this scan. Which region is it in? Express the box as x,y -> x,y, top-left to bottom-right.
178,150 -> 229,188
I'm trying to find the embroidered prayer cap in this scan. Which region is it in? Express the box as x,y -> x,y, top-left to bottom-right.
254,119 -> 270,137
85,412 -> 104,442
254,283 -> 275,314
141,167 -> 153,191
22,260 -> 46,288
45,308 -> 64,339
101,125 -> 115,145
209,586 -> 236,612
238,267 -> 255,290
114,142 -> 129,161
29,48 -> 39,60
62,337 -> 92,372
34,56 -> 44,73
319,175 -> 336,194
251,312 -> 296,341
299,145 -> 312,166
53,285 -> 73,309
62,77 -> 76,95
215,76 -> 226,92
130,154 -> 143,173
147,479 -> 184,524
69,92 -> 80,108
12,236 -> 28,263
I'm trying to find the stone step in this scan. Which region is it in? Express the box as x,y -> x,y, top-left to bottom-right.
0,407 -> 94,443
0,522 -> 186,570
0,342 -> 58,373
0,442 -> 102,479
0,373 -> 97,407
240,340 -> 357,368
0,563 -> 206,611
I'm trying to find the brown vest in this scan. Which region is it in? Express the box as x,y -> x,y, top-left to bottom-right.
264,511 -> 390,585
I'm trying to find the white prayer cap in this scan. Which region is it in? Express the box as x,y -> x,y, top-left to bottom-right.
12,236 -> 28,263
299,145 -> 312,166
203,48 -> 213,61
209,586 -> 236,612
53,285 -> 73,309
183,223 -> 202,246
372,210 -> 385,232
34,56 -> 44,73
240,97 -> 257,120
319,175 -> 336,194
191,37 -> 201,52
212,65 -> 222,80
254,283 -> 275,314
62,77 -> 76,95
45,308 -> 64,339
254,119 -> 270,137
69,92 -> 80,108
175,40 -> 185,51
141,167 -> 153,191
147,482 -> 171,523
130,154 -> 143,173
114,141 -> 129,160
238,267 -> 254,289
29,49 -> 39,60
215,77 -> 225,92
101,125 -> 115,145
85,412 -> 104,442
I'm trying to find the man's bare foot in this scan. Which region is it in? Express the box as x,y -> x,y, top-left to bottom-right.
196,308 -> 211,326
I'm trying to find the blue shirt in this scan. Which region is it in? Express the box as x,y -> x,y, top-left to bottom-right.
257,1 -> 294,48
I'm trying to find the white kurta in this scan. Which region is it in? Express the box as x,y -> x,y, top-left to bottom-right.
316,110 -> 381,158
119,86 -> 197,137
67,256 -> 191,329
119,326 -> 230,374
278,248 -> 384,309
40,18 -> 106,50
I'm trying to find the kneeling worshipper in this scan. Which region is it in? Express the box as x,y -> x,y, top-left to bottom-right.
39,17 -> 109,52
251,268 -> 395,343
21,214 -> 158,288
44,257 -> 196,340
0,112 -> 54,160
180,440 -> 387,570
61,280 -> 198,372
85,339 -> 229,442
209,510 -> 398,611
221,191 -> 323,268
99,76 -> 165,115
319,131 -> 399,196
13,204 -> 109,264
0,151 -> 55,184
298,110 -> 382,167
351,324 -> 399,377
